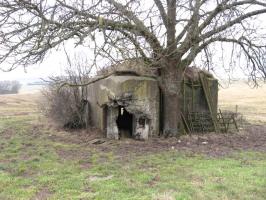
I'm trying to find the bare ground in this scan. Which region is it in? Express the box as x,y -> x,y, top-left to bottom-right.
36,124 -> 266,158
107,125 -> 266,157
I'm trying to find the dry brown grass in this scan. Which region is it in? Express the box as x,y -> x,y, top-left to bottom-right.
1,81 -> 266,125
219,82 -> 266,124
0,92 -> 40,117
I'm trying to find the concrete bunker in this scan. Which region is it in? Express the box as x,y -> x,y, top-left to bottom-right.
87,72 -> 159,140
86,60 -> 219,139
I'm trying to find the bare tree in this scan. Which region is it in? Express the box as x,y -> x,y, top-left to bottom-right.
1,0 -> 266,135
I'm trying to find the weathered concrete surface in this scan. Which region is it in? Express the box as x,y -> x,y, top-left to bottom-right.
87,74 -> 160,139
87,65 -> 219,139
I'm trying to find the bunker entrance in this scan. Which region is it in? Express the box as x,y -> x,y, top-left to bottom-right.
116,106 -> 133,138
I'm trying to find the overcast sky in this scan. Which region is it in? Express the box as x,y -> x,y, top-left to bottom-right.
0,38 -> 251,82
0,41 -> 94,82
0,48 -> 68,81
1,1 -> 266,83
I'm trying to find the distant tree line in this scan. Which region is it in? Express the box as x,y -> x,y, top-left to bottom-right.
0,80 -> 21,94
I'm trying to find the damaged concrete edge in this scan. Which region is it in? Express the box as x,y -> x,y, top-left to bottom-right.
87,74 -> 160,140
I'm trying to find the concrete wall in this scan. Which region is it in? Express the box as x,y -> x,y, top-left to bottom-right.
86,74 -> 160,139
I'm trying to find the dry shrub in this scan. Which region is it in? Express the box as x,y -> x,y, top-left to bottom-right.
39,54 -> 91,129
40,82 -> 89,129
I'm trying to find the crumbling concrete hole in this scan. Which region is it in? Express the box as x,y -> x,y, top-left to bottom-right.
104,96 -> 151,140
116,106 -> 133,138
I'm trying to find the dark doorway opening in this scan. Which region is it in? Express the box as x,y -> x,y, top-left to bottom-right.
102,105 -> 108,134
116,106 -> 133,138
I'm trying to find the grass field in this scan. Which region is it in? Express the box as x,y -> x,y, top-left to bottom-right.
0,85 -> 266,200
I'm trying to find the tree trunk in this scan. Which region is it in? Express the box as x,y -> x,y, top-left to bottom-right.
160,59 -> 183,137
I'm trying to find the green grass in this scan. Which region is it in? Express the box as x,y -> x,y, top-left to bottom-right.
0,93 -> 266,199
1,117 -> 266,200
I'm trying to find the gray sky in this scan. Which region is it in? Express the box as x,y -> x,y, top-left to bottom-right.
0,63 -> 58,82
1,1 -> 266,82
0,42 -> 92,81
0,49 -> 67,81
0,41 -> 251,82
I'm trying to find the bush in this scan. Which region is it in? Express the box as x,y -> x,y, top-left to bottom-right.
40,82 -> 89,129
39,54 -> 92,129
0,80 -> 21,94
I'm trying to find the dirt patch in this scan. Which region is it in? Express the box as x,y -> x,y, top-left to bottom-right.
30,122 -> 266,158
0,101 -> 7,105
32,187 -> 52,200
30,121 -> 103,145
55,148 -> 90,161
94,125 -> 266,157
88,175 -> 113,182
0,128 -> 16,140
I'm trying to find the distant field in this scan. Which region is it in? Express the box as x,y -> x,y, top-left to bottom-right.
0,83 -> 266,200
16,81 -> 266,124
219,82 -> 266,124
19,84 -> 43,94
18,81 -> 266,124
